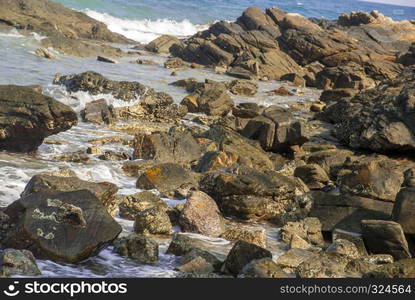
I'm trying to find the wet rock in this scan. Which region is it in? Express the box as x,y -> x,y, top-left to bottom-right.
294,164 -> 330,190
181,82 -> 234,116
136,163 -> 197,198
224,240 -> 272,276
361,220 -> 411,261
113,233 -> 158,264
164,57 -> 186,69
221,224 -> 267,248
267,87 -> 294,96
81,99 -> 116,125
133,206 -> 173,235
21,173 -> 119,216
166,233 -> 208,256
30,47 -> 56,59
305,149 -> 356,179
309,191 -> 394,233
53,150 -> 91,164
54,71 -> 174,103
2,190 -> 121,263
119,192 -> 167,220
238,258 -> 288,278
0,85 -> 77,152
176,256 -> 215,274
131,59 -> 158,65
179,191 -> 224,237
0,249 -> 41,277
200,167 -> 300,220
97,56 -> 117,64
226,79 -> 258,96
133,129 -> 202,168
364,259 -> 415,278
180,248 -> 222,272
146,35 -> 183,54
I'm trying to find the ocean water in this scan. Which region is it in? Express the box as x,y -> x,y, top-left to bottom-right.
0,0 -> 413,278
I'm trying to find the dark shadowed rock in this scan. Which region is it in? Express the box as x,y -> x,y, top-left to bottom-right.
361,220 -> 411,261
0,249 -> 41,277
113,233 -> 158,264
224,240 -> 272,276
294,164 -> 330,190
364,259 -> 415,278
2,190 -> 121,263
0,85 -> 77,152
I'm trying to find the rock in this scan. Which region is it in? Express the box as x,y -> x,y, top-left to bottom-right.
294,164 -> 330,190
166,233 -> 207,256
332,229 -> 368,256
145,35 -> 183,54
181,82 -> 234,116
132,129 -> 202,168
113,233 -> 158,264
361,220 -> 411,261
119,192 -> 167,220
2,190 -> 121,263
241,106 -> 308,153
21,173 -> 119,216
53,150 -> 90,164
131,59 -> 158,65
280,73 -> 305,87
364,259 -> 415,278
54,71 -> 173,103
297,252 -> 350,278
97,56 -> 117,63
195,151 -> 239,173
305,149 -> 356,179
0,249 -> 41,277
233,102 -> 262,119
318,69 -> 415,153
86,146 -> 104,155
338,11 -> 376,26
200,125 -> 274,171
122,160 -> 156,177
81,99 -> 116,125
0,85 -> 77,152
309,191 -> 394,233
325,239 -> 360,259
221,224 -> 267,248
238,258 -> 288,278
276,248 -> 317,272
398,43 -> 415,66
30,47 -> 56,59
180,248 -> 222,271
98,150 -> 130,161
227,80 -> 258,96
136,163 -> 197,198
290,234 -> 311,250
179,191 -> 224,237
393,185 -> 415,237
133,206 -> 173,235
164,57 -> 186,69
224,240 -> 272,276
319,88 -> 358,103
200,167 -> 300,220
267,87 -> 294,96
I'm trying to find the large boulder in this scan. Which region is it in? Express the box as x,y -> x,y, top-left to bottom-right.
0,85 -> 77,152
136,163 -> 197,198
200,166 -> 301,220
319,69 -> 415,153
361,220 -> 411,261
179,191 -> 224,237
2,190 -> 122,263
181,82 -> 234,116
223,240 -> 272,276
21,173 -> 119,216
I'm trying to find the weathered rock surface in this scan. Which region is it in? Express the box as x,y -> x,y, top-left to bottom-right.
113,233 -> 158,264
118,192 -> 167,220
81,99 -> 116,125
238,258 -> 288,278
133,206 -> 173,235
0,85 -> 77,152
0,249 -> 41,277
364,259 -> 415,278
145,35 -> 183,54
2,190 -> 121,263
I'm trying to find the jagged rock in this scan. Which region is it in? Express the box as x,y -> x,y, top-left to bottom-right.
233,102 -> 262,119
136,163 -> 197,198
146,35 -> 183,54
0,249 -> 41,277
113,233 -> 158,264
364,259 -> 415,278
133,206 -> 173,235
81,99 -> 116,125
294,164 -> 330,190
332,229 -> 368,256
224,240 -> 272,276
220,224 -> 267,248
276,248 -> 318,272
164,57 -> 186,69
30,47 -> 56,59
195,151 -> 239,173
226,80 -> 258,96
176,256 -> 215,274
0,85 -> 77,152
325,239 -> 360,259
280,217 -> 324,246
21,173 -> 119,216
393,171 -> 415,240
361,220 -> 411,261
179,191 -> 224,237
166,233 -> 209,256
297,252 -> 350,278
2,190 -> 121,263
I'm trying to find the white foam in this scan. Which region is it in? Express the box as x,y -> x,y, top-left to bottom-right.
84,9 -> 208,43
0,28 -> 24,38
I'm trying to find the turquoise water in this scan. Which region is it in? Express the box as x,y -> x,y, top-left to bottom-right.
55,0 -> 415,23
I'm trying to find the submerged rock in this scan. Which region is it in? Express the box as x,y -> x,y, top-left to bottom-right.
2,190 -> 121,263
0,85 -> 77,152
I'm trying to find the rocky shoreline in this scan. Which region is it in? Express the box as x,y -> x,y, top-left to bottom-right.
0,0 -> 414,278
